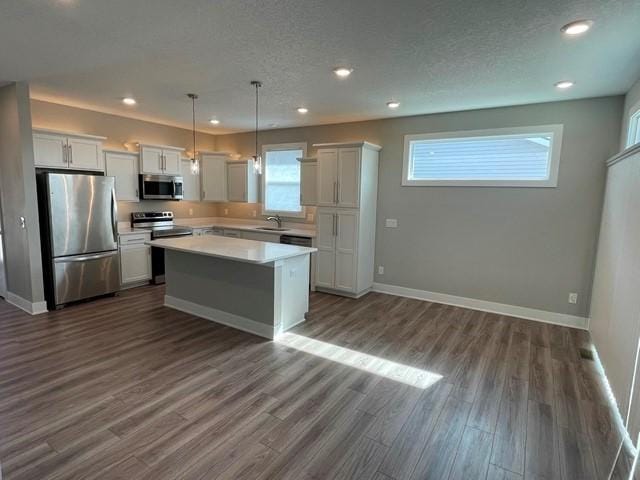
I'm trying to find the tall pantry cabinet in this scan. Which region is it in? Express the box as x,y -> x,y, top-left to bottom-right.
314,142 -> 380,297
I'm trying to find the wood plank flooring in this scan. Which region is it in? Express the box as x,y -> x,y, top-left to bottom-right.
0,285 -> 635,479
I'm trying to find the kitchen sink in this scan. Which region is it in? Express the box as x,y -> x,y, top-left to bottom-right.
256,227 -> 290,231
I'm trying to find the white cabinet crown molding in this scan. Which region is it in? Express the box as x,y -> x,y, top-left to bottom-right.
32,127 -> 107,141
136,142 -> 185,152
312,141 -> 381,151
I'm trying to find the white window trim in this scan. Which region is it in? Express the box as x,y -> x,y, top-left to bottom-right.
627,103 -> 640,148
261,142 -> 308,218
401,124 -> 564,188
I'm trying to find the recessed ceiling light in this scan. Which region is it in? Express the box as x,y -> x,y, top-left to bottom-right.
387,101 -> 400,109
209,119 -> 220,125
561,20 -> 593,36
333,67 -> 353,78
554,80 -> 575,89
297,107 -> 308,114
122,97 -> 137,105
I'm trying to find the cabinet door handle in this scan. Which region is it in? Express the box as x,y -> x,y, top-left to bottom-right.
336,182 -> 340,204
333,181 -> 337,204
62,144 -> 67,164
68,144 -> 73,164
332,213 -> 337,236
135,189 -> 139,199
335,214 -> 339,237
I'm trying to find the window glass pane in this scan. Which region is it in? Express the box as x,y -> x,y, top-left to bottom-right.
264,149 -> 303,213
409,134 -> 553,181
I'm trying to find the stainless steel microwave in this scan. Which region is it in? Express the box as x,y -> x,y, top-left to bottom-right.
139,174 -> 184,200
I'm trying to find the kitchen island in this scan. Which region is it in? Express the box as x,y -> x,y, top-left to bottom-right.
146,235 -> 317,339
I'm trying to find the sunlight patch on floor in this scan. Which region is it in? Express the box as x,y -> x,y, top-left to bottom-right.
276,332 -> 442,389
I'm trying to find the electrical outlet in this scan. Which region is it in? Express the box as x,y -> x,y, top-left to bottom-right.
188,208 -> 193,216
568,293 -> 578,304
224,208 -> 229,215
385,219 -> 398,228
252,210 -> 257,217
307,213 -> 314,222
378,266 -> 384,275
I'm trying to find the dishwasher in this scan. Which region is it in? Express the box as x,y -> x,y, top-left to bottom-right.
280,235 -> 312,248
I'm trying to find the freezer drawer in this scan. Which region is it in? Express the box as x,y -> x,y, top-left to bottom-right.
53,251 -> 120,306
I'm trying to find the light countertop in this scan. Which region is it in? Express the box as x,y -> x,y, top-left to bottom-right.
118,217 -> 315,238
146,235 -> 317,264
117,225 -> 151,235
174,217 -> 316,238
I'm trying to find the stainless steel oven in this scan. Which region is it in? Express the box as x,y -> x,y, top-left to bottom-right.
139,174 -> 184,200
131,211 -> 193,283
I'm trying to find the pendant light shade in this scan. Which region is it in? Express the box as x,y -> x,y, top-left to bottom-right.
251,81 -> 263,174
187,93 -> 200,175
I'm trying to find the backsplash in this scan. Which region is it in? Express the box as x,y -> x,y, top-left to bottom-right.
216,202 -> 317,224
116,200 -> 218,222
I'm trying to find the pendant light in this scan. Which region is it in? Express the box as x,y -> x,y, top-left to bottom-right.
250,80 -> 263,174
187,93 -> 200,175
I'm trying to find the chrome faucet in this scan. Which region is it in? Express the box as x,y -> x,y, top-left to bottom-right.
266,214 -> 283,228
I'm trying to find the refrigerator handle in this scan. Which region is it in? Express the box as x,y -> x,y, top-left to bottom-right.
111,188 -> 118,243
54,251 -> 118,263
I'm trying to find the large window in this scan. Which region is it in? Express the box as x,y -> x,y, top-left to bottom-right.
262,143 -> 307,217
402,125 -> 563,187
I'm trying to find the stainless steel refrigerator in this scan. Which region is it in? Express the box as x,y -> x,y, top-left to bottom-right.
38,173 -> 120,309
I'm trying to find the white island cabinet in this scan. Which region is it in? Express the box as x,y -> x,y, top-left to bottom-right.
147,235 -> 316,339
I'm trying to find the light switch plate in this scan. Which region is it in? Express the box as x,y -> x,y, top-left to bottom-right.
385,218 -> 398,228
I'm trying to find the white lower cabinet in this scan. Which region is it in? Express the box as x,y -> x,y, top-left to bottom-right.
315,208 -> 358,293
119,233 -> 151,286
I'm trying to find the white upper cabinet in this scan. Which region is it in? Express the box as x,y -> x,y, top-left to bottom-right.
163,149 -> 182,175
200,153 -> 230,202
139,144 -> 184,175
298,157 -> 317,206
33,132 -> 67,168
315,146 -> 361,208
140,146 -> 163,174
180,158 -> 200,201
226,160 -> 258,203
336,148 -> 360,208
316,149 -> 338,206
67,137 -> 103,171
105,150 -> 139,202
33,130 -> 105,171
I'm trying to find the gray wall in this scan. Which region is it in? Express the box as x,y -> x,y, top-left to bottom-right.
216,97 -> 623,317
0,83 -> 45,304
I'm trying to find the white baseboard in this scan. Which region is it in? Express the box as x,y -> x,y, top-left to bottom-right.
372,282 -> 589,330
5,292 -> 48,315
164,295 -> 275,340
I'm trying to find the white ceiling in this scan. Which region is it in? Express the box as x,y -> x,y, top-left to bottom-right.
1,0 -> 639,133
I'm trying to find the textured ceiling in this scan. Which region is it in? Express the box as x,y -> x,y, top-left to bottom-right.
1,0 -> 639,133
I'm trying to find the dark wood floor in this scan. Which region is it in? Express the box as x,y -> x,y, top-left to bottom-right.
0,285 -> 635,479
